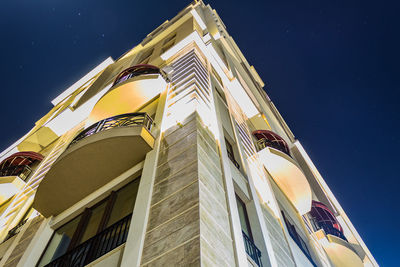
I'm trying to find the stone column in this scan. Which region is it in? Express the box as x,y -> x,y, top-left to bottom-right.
140,112 -> 235,266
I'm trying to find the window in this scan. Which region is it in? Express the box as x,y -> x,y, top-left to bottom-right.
281,211 -> 316,266
38,178 -> 140,267
236,195 -> 252,239
212,66 -> 223,86
163,33 -> 176,45
236,195 -> 263,266
161,33 -> 176,54
215,86 -> 227,105
225,138 -> 240,169
138,48 -> 154,64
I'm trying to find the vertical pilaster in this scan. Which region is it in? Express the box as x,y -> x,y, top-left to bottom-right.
140,113 -> 235,266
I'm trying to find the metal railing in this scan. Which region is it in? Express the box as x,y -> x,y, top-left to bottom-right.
242,231 -> 263,266
45,214 -> 132,267
255,138 -> 291,157
69,113 -> 153,148
0,165 -> 32,181
316,221 -> 347,241
227,151 -> 240,169
4,218 -> 29,241
113,65 -> 162,87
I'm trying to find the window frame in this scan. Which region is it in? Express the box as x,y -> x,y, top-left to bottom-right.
281,211 -> 316,266
235,194 -> 253,240
37,178 -> 140,266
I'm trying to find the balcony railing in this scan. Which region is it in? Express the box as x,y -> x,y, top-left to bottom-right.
242,231 -> 263,267
4,218 -> 29,241
256,138 -> 291,157
309,201 -> 347,241
69,113 -> 153,148
45,214 -> 132,267
0,165 -> 32,181
113,65 -> 163,87
315,221 -> 347,241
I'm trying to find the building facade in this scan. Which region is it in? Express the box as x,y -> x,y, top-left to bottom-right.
0,1 -> 377,266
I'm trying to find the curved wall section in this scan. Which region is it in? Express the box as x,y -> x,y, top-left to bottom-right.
34,114 -> 154,218
258,146 -> 312,215
88,66 -> 167,125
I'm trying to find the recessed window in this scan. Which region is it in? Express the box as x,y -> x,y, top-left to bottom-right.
282,211 -> 316,266
38,178 -> 140,267
236,195 -> 252,239
161,33 -> 176,54
212,66 -> 223,86
215,86 -> 227,105
236,195 -> 263,266
138,48 -> 154,64
163,33 -> 176,45
225,138 -> 240,169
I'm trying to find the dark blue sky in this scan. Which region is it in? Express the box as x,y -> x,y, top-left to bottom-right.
0,0 -> 398,265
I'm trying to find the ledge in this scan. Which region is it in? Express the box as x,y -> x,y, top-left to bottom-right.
0,176 -> 26,203
258,146 -> 312,215
88,74 -> 166,124
34,125 -> 154,217
314,230 -> 363,267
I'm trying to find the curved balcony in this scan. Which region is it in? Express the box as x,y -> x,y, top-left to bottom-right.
0,152 -> 43,202
253,130 -> 291,157
253,130 -> 312,215
88,65 -> 168,124
309,201 -> 346,240
310,201 -> 363,267
34,113 -> 154,218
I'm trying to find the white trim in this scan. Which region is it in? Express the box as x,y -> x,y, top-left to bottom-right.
190,9 -> 207,30
294,141 -> 378,267
51,57 -> 114,106
120,82 -> 169,267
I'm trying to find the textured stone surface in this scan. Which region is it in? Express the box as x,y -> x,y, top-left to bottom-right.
200,237 -> 232,267
262,206 -> 296,267
142,237 -> 200,267
4,216 -> 44,267
141,113 -> 235,266
152,162 -> 198,205
155,144 -> 197,183
160,120 -> 198,150
142,207 -> 200,263
200,208 -> 234,266
199,184 -> 230,233
158,130 -> 197,166
147,181 -> 199,231
198,165 -> 226,209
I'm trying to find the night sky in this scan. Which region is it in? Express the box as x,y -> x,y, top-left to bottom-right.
1,1 -> 399,265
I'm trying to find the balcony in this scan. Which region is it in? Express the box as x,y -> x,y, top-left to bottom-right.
45,214 -> 131,267
242,231 -> 263,266
34,113 -> 154,218
309,201 -> 346,240
254,130 -> 291,157
0,151 -> 43,202
253,130 -> 312,215
88,64 -> 168,124
310,201 -> 363,267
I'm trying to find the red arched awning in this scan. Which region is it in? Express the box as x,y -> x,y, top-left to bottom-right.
311,200 -> 343,233
253,130 -> 290,156
0,151 -> 43,169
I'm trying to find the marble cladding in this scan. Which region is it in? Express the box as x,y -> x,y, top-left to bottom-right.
141,113 -> 235,266
4,216 -> 44,267
262,206 -> 296,267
